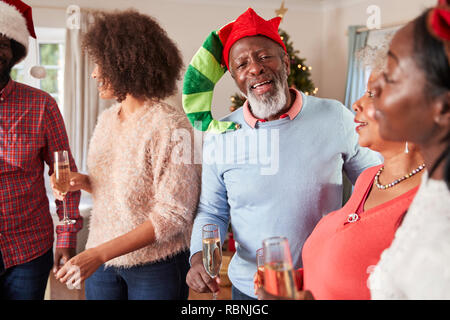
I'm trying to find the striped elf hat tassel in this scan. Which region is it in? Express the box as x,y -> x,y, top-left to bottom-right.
182,8 -> 286,134
182,30 -> 239,133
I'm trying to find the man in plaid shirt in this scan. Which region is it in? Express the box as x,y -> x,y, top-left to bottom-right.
0,0 -> 82,299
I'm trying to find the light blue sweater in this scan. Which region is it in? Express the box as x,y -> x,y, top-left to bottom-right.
190,91 -> 381,298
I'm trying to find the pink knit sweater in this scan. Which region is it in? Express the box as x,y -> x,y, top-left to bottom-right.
85,101 -> 201,267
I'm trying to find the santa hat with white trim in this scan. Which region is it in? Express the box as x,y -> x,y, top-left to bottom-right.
0,0 -> 36,63
0,0 -> 46,79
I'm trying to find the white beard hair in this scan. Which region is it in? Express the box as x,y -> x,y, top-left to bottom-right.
244,67 -> 289,120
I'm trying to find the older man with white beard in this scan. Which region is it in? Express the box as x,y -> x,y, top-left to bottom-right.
186,8 -> 381,300
243,52 -> 289,121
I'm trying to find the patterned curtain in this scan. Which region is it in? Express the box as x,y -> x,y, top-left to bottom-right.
63,9 -> 114,172
344,26 -> 369,110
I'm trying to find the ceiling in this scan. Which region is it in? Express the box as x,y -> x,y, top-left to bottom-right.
28,0 -> 370,13
166,0 -> 369,11
169,0 -> 367,8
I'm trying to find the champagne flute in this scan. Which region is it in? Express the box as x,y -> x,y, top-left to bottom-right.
54,150 -> 76,225
256,248 -> 265,289
262,236 -> 296,299
202,223 -> 222,300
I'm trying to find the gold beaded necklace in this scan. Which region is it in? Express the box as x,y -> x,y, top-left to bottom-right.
374,163 -> 426,190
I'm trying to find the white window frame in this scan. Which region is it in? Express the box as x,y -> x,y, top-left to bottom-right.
12,27 -> 66,111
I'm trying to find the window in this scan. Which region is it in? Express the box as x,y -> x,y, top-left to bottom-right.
39,43 -> 64,106
11,27 -> 65,111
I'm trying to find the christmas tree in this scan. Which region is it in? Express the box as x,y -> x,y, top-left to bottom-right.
229,28 -> 317,112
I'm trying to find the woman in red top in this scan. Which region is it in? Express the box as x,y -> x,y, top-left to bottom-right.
299,71 -> 426,299
256,67 -> 425,300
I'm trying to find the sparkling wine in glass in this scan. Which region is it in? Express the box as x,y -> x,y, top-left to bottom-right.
262,236 -> 297,299
202,223 -> 222,300
256,247 -> 265,289
54,150 -> 75,225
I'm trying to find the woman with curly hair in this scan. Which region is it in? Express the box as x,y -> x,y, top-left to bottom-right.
51,9 -> 201,300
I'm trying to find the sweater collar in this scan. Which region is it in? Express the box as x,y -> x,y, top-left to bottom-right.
243,88 -> 303,128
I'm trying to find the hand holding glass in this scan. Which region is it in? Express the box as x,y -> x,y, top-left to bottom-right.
262,236 -> 297,299
202,224 -> 222,300
54,150 -> 76,225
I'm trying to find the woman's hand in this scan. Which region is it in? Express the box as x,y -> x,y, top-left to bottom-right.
253,272 -> 263,295
50,171 -> 91,200
55,247 -> 104,287
254,268 -> 312,300
256,287 -> 315,300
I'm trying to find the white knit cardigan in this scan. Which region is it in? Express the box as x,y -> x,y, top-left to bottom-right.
85,101 -> 201,267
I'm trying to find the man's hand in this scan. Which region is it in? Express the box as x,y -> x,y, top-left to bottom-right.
53,247 -> 76,274
186,251 -> 220,294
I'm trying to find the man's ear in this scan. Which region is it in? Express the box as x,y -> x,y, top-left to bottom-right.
282,50 -> 290,76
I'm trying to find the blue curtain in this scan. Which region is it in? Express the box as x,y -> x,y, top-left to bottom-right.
344,26 -> 369,111
342,26 -> 369,205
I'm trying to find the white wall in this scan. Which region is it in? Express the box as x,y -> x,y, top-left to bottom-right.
27,0 -> 323,119
26,0 -> 435,117
320,0 -> 436,103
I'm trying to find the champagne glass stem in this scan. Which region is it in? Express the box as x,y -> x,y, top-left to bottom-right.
62,194 -> 74,225
63,197 -> 68,223
212,276 -> 218,300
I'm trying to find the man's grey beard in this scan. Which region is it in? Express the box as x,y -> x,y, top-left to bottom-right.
244,67 -> 288,120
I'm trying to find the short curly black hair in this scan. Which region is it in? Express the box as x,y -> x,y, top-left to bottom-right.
82,9 -> 183,102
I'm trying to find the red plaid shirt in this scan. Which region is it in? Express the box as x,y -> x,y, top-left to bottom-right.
0,79 -> 82,269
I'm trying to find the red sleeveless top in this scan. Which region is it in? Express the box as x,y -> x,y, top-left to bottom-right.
301,165 -> 419,300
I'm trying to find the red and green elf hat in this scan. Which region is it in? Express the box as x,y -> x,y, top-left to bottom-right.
182,8 -> 286,133
219,8 -> 286,70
